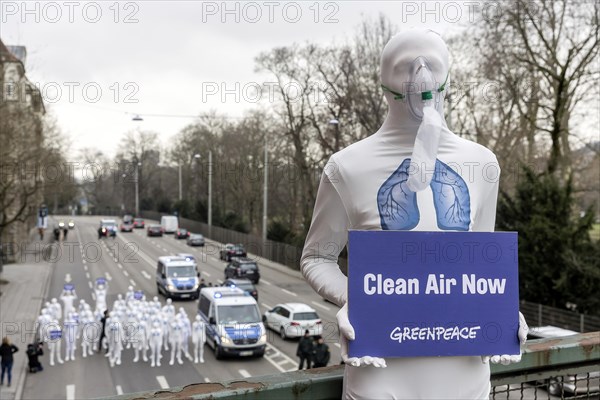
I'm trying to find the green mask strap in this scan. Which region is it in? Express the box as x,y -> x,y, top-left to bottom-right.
381,71 -> 449,101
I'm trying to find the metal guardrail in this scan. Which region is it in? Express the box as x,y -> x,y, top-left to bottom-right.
104,332 -> 599,400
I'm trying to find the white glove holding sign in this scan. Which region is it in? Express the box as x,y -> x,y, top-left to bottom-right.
482,312 -> 529,365
337,303 -> 387,368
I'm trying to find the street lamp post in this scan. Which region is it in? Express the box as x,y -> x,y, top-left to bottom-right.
135,162 -> 141,216
208,150 -> 212,233
178,164 -> 182,201
193,152 -> 212,235
262,141 -> 268,242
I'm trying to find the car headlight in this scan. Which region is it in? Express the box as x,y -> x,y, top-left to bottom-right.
258,333 -> 267,344
220,335 -> 232,345
167,284 -> 176,291
192,283 -> 199,290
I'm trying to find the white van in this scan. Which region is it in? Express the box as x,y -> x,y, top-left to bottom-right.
156,256 -> 200,299
198,287 -> 266,359
160,215 -> 179,234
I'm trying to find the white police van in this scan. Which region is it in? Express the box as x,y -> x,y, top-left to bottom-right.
156,256 -> 200,300
198,287 -> 266,359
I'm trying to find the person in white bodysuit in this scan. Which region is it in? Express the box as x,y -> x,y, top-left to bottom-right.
46,318 -> 63,366
95,282 -> 108,313
168,319 -> 184,365
63,312 -> 78,362
37,309 -> 52,343
132,312 -> 149,363
177,309 -> 193,361
191,315 -> 206,363
49,298 -> 62,321
60,287 -> 77,318
106,313 -> 124,367
301,29 -> 528,400
149,321 -> 163,367
80,307 -> 96,358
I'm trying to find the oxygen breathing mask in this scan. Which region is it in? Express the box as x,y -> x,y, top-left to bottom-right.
381,56 -> 448,119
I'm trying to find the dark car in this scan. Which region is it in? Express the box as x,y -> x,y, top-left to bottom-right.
223,278 -> 258,300
174,228 -> 190,239
187,233 -> 205,247
147,224 -> 163,237
98,219 -> 117,238
224,257 -> 260,284
133,218 -> 145,229
220,243 -> 247,261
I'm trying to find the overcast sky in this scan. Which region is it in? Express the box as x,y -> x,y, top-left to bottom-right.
2,1 -> 480,158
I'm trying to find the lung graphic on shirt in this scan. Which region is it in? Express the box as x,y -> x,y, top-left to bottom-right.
377,159 -> 471,231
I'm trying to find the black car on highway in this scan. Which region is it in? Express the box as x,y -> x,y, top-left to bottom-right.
187,233 -> 205,246
174,228 -> 190,239
147,224 -> 163,237
220,243 -> 247,261
224,257 -> 260,284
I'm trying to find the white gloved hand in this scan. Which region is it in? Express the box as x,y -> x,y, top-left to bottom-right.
482,312 -> 528,365
337,303 -> 387,368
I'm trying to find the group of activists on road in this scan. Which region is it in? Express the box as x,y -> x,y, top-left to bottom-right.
36,279 -> 207,368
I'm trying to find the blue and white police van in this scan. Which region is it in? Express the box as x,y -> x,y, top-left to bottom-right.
156,256 -> 200,300
198,287 -> 266,359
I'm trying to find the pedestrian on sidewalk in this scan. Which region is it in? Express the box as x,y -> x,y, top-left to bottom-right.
296,330 -> 314,370
0,337 -> 19,387
311,336 -> 330,368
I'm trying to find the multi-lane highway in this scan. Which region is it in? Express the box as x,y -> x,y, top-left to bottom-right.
22,216 -> 341,399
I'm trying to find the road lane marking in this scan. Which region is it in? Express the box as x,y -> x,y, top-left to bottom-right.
334,343 -> 341,348
156,376 -> 169,389
106,272 -> 112,281
92,292 -> 96,301
202,271 -> 211,277
204,377 -> 210,383
217,279 -> 223,284
129,279 -> 136,287
238,369 -> 251,378
88,281 -> 93,289
85,272 -> 90,279
264,343 -> 297,372
123,269 -> 129,277
311,301 -> 330,311
281,288 -> 297,297
83,265 -> 88,271
261,279 -> 272,285
117,263 -> 123,269
141,270 -> 151,280
261,303 -> 272,310
66,384 -> 75,400
116,385 -> 123,395
65,273 -> 72,283
82,259 -> 87,264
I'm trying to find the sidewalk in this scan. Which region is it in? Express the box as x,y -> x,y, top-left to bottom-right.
0,235 -> 53,400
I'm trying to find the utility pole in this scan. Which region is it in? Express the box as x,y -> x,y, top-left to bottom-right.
208,150 -> 213,234
135,162 -> 141,216
178,164 -> 182,201
262,141 -> 268,242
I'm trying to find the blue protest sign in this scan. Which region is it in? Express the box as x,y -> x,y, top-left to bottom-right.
134,290 -> 144,300
64,284 -> 74,291
96,277 -> 106,285
348,231 -> 519,358
49,329 -> 62,340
